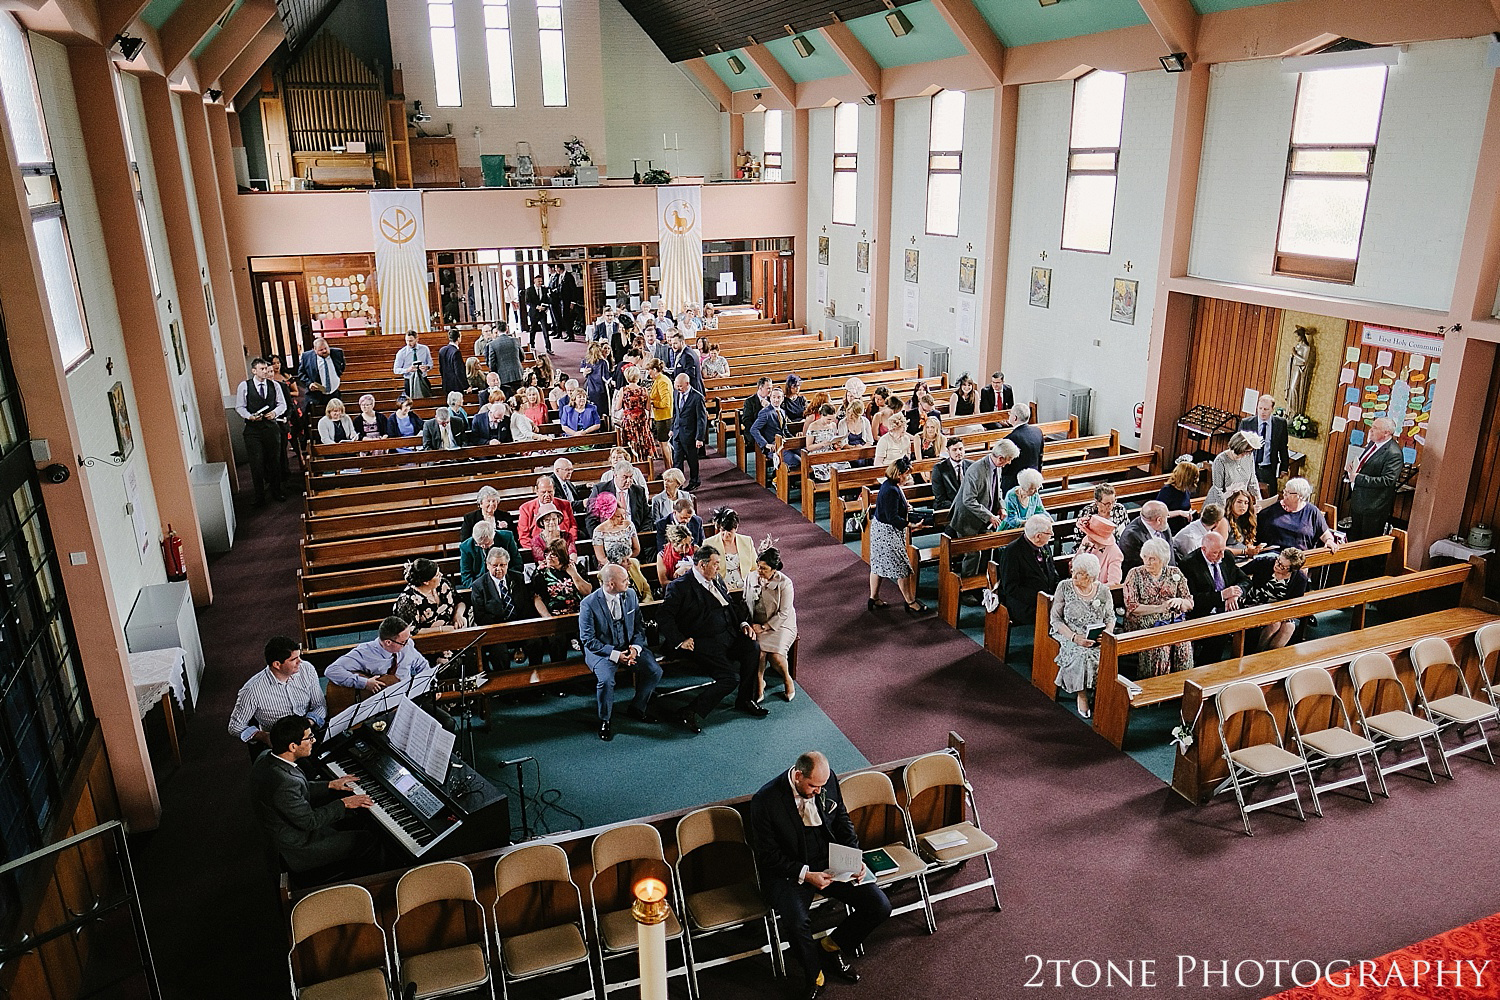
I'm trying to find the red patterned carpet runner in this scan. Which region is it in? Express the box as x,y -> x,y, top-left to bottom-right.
1265,912 -> 1500,999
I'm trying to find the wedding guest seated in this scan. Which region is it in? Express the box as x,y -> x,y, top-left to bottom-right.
511,387 -> 554,442
464,356 -> 487,394
1242,547 -> 1310,650
459,521 -> 500,591
702,507 -> 759,592
1078,482 -> 1127,529
657,522 -> 698,585
420,407 -> 463,451
1223,487 -> 1266,560
1179,532 -> 1247,662
469,392 -> 512,445
1171,503 -> 1227,561
996,514 -> 1060,627
1154,460 -> 1199,523
782,374 -> 806,421
588,460 -> 652,538
1049,552 -> 1113,718
392,559 -> 467,634
460,485 -> 518,555
560,386 -> 601,437
445,390 -> 470,425
529,504 -> 575,561
700,343 -> 730,378
650,468 -> 694,523
1122,539 -> 1194,677
590,491 -> 652,596
519,476 -> 577,549
1119,501 -> 1176,573
1257,478 -> 1340,551
470,547 -> 532,666
387,395 -> 421,440
1001,468 -> 1047,530
655,495 -> 704,552
351,393 -> 386,441
317,397 -> 356,445
916,413 -> 944,462
1074,510 -> 1124,586
530,539 -> 592,663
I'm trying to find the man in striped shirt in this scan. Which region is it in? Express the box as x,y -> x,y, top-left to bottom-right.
228,636 -> 326,760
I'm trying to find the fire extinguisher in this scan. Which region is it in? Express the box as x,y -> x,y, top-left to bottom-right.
1134,402 -> 1145,437
162,524 -> 188,582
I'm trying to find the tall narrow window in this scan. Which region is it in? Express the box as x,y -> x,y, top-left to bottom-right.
537,0 -> 567,107
762,109 -> 783,182
483,0 -> 515,106
1060,70 -> 1126,254
831,102 -> 858,226
1274,65 -> 1387,283
925,90 -> 965,237
427,0 -> 461,106
0,14 -> 91,368
110,72 -> 161,298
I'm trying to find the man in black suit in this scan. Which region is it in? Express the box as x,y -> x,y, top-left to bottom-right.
1179,533 -> 1247,662
1118,501 -> 1176,573
1344,416 -> 1404,540
740,377 -> 773,436
670,373 -> 707,490
548,457 -> 587,515
296,337 -> 346,416
249,714 -> 373,873
750,751 -> 891,1000
978,371 -> 1013,429
1240,394 -> 1290,496
655,495 -> 704,552
667,331 -> 703,394
524,273 -> 553,352
587,460 -> 652,539
997,515 -> 1060,627
470,547 -> 538,667
658,547 -> 767,732
438,328 -> 467,395
931,436 -> 970,511
1001,404 -> 1044,495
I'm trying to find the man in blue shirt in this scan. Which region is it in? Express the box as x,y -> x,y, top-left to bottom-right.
324,617 -> 431,692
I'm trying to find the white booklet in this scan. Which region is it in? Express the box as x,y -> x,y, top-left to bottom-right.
924,829 -> 969,851
827,843 -> 875,884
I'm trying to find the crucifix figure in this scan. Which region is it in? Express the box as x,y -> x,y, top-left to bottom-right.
525,190 -> 563,252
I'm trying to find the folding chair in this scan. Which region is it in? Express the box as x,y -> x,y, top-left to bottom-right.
841,770 -> 935,932
674,806 -> 783,978
289,883 -> 393,1000
1475,623 -> 1500,707
1214,681 -> 1321,836
1350,651 -> 1445,783
492,844 -> 596,1000
590,823 -> 696,998
902,751 -> 1000,912
1284,666 -> 1384,802
1410,637 -> 1498,768
393,860 -> 494,1000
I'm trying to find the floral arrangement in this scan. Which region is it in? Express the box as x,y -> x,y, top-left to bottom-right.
641,168 -> 673,185
1275,407 -> 1318,439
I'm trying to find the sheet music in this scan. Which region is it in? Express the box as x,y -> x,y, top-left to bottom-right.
325,670 -> 438,738
388,697 -> 455,782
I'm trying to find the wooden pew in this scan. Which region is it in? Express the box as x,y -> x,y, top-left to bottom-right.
305,430 -> 608,479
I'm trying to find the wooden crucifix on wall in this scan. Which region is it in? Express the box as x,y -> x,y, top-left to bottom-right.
525,190 -> 563,252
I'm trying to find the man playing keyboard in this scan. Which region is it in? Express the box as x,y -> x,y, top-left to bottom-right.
249,714 -> 374,876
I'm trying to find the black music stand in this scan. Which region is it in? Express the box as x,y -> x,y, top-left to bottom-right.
427,636 -> 487,767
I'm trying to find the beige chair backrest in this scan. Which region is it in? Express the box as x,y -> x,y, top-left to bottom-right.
676,806 -> 745,859
396,860 -> 478,915
1217,681 -> 1269,722
494,843 -> 573,900
1476,623 -> 1500,679
1351,651 -> 1398,690
592,822 -> 664,874
904,751 -> 963,804
1411,637 -> 1456,673
840,770 -> 897,813
1286,665 -> 1336,705
292,884 -> 377,946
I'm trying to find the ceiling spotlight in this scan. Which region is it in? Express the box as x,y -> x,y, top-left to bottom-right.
785,24 -> 816,58
1160,52 -> 1189,72
885,9 -> 913,36
1038,0 -> 1060,6
206,88 -> 223,102
113,33 -> 145,61
727,54 -> 746,74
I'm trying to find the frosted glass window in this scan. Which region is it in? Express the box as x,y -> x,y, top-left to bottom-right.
1275,64 -> 1386,281
483,0 -> 515,106
428,1 -> 461,106
925,90 -> 964,237
537,0 -> 567,106
1061,71 -> 1125,253
763,109 -> 782,182
0,15 -> 46,164
831,104 -> 858,225
32,217 -> 90,368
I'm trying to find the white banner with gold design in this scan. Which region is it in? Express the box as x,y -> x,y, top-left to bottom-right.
370,190 -> 430,336
657,187 -> 702,317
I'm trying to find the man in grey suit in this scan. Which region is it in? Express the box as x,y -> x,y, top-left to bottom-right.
1344,416 -> 1404,540
579,565 -> 663,741
950,438 -> 1020,576
1118,501 -> 1176,573
420,407 -> 464,450
483,322 -> 524,390
248,714 -> 373,873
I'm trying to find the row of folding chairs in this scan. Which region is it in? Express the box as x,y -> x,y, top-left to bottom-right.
1216,623 -> 1500,836
286,750 -> 1001,1000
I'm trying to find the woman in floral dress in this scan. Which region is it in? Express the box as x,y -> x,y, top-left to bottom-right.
392,559 -> 467,633
616,366 -> 657,473
1121,538 -> 1194,676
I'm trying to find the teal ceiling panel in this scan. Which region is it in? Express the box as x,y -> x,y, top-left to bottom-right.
706,50 -> 769,92
192,0 -> 244,61
1191,0 -> 1290,12
846,0 -> 968,69
765,31 -> 852,83
971,0 -> 1149,48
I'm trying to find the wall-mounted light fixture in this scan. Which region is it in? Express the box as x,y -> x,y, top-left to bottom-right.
885,9 -> 913,36
113,33 -> 145,61
1159,52 -> 1189,72
726,54 -> 746,74
205,88 -> 223,102
785,24 -> 815,58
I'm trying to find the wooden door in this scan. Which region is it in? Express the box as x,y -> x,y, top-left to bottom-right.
757,252 -> 793,324
253,273 -> 312,372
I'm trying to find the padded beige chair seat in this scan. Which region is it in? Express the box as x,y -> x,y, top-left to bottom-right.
685,882 -> 768,930
869,844 -> 926,883
918,822 -> 998,864
599,906 -> 684,951
1229,743 -> 1306,775
501,924 -> 588,977
401,943 -> 488,997
1300,727 -> 1375,757
1366,711 -> 1439,740
300,968 -> 389,1000
1427,694 -> 1496,724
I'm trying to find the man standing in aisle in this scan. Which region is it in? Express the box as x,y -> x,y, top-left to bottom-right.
235,357 -> 289,505
1345,416 -> 1404,540
295,337 -> 345,417
1240,394 -> 1290,497
525,272 -> 553,352
670,373 -> 706,490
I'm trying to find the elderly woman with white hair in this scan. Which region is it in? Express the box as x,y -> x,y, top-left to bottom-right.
458,521 -> 497,590
1050,552 -> 1114,718
1206,430 -> 1262,508
1256,476 -> 1340,551
1122,537 -> 1194,676
1001,468 -> 1047,530
650,467 -> 694,523
459,485 -> 521,568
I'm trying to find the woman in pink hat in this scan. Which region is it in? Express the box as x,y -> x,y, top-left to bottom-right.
1075,510 -> 1124,586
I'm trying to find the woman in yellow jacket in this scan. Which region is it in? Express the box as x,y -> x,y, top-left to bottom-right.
647,357 -> 676,470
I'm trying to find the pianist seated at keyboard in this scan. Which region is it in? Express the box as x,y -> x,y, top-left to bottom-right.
249,714 -> 376,876
325,616 -> 432,692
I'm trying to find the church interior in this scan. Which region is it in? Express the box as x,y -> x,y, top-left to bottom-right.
4,0 -> 1500,997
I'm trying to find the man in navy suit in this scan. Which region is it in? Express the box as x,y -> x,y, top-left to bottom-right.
1240,394 -> 1290,496
578,565 -> 662,741
668,331 -> 703,394
750,751 -> 891,1000
670,373 -> 707,490
296,337 -> 346,415
1001,404 -> 1044,495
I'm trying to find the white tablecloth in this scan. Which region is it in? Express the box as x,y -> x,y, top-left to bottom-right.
1428,539 -> 1495,562
129,647 -> 188,718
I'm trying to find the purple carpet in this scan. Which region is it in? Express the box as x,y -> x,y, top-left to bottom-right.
128,346 -> 1500,999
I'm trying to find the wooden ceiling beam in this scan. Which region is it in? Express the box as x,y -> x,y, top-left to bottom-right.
197,0 -> 275,86
742,42 -> 797,107
97,0 -> 149,40
683,57 -> 733,111
927,0 -> 1003,85
217,18 -> 283,98
821,20 -> 881,98
1136,0 -> 1200,61
160,0 -> 239,74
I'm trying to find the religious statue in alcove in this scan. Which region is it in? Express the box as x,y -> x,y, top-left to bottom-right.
1286,326 -> 1316,417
